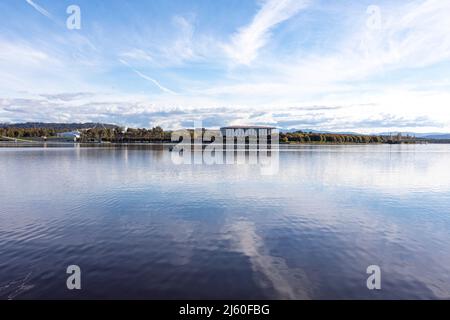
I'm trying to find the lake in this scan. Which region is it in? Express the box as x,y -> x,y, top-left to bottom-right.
0,144 -> 449,299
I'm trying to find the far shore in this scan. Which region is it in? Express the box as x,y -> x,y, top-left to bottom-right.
0,140 -> 445,148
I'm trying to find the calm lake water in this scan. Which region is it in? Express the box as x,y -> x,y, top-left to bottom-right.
1,144 -> 450,299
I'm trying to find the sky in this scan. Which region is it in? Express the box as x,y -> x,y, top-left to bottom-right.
1,0 -> 450,133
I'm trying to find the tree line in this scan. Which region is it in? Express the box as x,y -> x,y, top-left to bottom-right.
1,126 -> 415,144
0,126 -> 172,142
79,127 -> 172,142
279,132 -> 390,144
0,127 -> 58,138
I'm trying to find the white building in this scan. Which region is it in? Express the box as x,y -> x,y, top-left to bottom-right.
220,126 -> 276,137
57,131 -> 81,141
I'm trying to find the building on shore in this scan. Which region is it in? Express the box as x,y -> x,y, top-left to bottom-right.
219,126 -> 276,138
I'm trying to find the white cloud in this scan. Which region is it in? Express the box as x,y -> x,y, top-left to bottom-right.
119,49 -> 154,63
118,15 -> 207,68
169,15 -> 196,62
225,0 -> 310,64
343,0 -> 450,76
0,42 -> 50,67
0,38 -> 102,96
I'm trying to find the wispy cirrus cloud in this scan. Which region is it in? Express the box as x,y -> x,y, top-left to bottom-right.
25,0 -> 52,19
119,49 -> 154,63
225,0 -> 310,64
119,59 -> 177,95
118,15 -> 204,68
132,69 -> 177,95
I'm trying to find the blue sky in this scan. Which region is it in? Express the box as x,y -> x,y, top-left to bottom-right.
1,0 -> 450,132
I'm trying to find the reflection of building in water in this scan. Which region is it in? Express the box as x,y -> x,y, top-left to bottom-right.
171,126 -> 279,174
220,126 -> 276,138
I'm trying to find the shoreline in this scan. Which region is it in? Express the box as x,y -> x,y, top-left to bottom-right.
0,141 -> 445,148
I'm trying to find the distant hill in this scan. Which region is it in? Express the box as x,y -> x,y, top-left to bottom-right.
422,134 -> 450,140
0,122 -> 120,131
280,128 -> 366,135
280,128 -> 336,134
378,132 -> 450,139
283,129 -> 450,139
